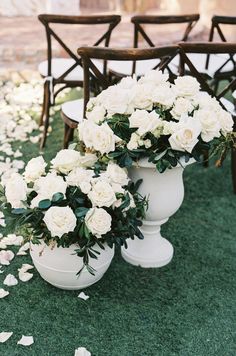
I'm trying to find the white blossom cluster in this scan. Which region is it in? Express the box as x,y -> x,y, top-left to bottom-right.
80,70 -> 234,155
4,149 -> 134,239
0,80 -> 43,184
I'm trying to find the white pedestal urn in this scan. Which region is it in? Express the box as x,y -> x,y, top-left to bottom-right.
30,242 -> 114,290
121,158 -> 194,268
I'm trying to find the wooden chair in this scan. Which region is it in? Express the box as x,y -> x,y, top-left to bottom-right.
61,45 -> 180,148
108,14 -> 199,78
172,16 -> 236,90
38,14 -> 121,148
179,42 -> 236,192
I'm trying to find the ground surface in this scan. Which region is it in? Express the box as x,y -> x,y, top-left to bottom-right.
0,90 -> 236,356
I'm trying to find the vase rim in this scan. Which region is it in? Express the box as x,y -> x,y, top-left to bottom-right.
134,157 -> 195,169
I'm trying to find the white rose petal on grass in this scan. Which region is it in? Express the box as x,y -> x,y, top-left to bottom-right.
0,289 -> 9,298
74,347 -> 91,356
3,274 -> 18,287
88,181 -> 116,208
18,264 -> 34,273
17,242 -> 30,256
51,149 -> 82,174
3,234 -> 23,246
78,292 -> 90,300
17,335 -> 34,346
85,208 -> 111,237
43,206 -> 77,238
0,332 -> 13,343
23,156 -> 47,183
5,173 -> 27,208
0,250 -> 14,265
19,271 -> 33,282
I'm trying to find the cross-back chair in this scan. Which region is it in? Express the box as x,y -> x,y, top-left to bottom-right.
61,45 -> 180,148
179,42 -> 236,192
172,16 -> 236,91
108,14 -> 199,78
38,14 -> 121,148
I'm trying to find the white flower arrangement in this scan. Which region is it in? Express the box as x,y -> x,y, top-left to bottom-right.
0,149 -> 147,274
77,70 -> 234,172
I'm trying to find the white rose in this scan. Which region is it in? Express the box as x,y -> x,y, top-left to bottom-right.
194,109 -> 221,142
92,123 -> 116,154
139,70 -> 169,86
106,162 -> 129,186
162,121 -> 177,136
174,76 -> 200,97
169,116 -> 201,153
66,167 -> 93,187
43,206 -> 77,238
137,111 -> 162,136
152,84 -> 176,109
132,83 -> 154,110
5,173 -> 27,208
23,156 -> 47,183
78,120 -> 97,149
86,105 -> 106,124
102,86 -> 133,115
85,208 -> 111,236
89,180 -> 116,207
51,149 -> 81,174
171,97 -> 194,119
129,109 -> 149,129
127,132 -> 140,150
118,76 -> 138,89
218,109 -> 234,135
193,92 -> 221,112
78,152 -> 97,168
31,173 -> 67,208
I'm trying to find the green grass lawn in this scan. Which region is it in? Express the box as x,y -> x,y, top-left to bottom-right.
1,87 -> 236,356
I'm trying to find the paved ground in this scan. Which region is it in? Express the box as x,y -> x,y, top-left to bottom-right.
0,12 -> 207,76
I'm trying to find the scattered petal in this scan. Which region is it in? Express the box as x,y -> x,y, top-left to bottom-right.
0,289 -> 9,298
74,347 -> 91,356
17,242 -> 30,256
17,335 -> 34,346
0,250 -> 14,265
18,263 -> 34,273
3,274 -> 18,287
78,292 -> 90,301
19,272 -> 33,282
0,332 -> 13,343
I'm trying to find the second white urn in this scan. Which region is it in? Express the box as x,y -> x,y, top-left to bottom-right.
122,158 -> 193,268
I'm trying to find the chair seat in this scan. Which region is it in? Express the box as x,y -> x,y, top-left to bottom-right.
61,98 -> 84,123
171,53 -> 235,77
220,97 -> 236,116
108,59 -> 161,77
38,58 -> 103,81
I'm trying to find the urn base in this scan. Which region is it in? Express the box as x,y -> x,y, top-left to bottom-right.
121,236 -> 174,268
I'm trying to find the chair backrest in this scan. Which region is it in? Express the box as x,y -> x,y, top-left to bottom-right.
179,42 -> 236,108
38,14 -> 121,81
206,15 -> 236,70
131,14 -> 200,48
77,45 -> 180,116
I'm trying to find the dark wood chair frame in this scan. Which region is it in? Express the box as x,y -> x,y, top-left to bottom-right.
38,14 -> 121,148
179,42 -> 236,192
120,14 -> 200,76
61,45 -> 180,148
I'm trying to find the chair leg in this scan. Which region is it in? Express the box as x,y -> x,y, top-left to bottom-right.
40,82 -> 51,150
64,124 -> 74,149
39,81 -> 47,127
231,147 -> 236,194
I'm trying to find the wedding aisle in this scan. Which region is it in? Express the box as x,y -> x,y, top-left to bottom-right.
0,78 -> 236,356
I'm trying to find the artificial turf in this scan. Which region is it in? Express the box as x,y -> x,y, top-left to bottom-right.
0,90 -> 236,356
